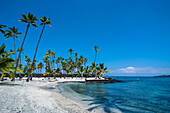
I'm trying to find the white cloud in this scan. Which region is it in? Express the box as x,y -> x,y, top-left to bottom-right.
119,67 -> 136,73
113,67 -> 170,74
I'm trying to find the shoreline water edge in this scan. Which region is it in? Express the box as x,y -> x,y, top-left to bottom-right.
0,77 -> 170,113
0,78 -> 105,113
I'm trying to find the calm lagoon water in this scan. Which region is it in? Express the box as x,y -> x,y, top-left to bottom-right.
60,77 -> 170,113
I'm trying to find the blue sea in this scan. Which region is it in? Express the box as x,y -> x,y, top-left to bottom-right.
59,77 -> 170,113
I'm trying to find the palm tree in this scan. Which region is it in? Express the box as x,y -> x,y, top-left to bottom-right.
74,53 -> 78,57
46,50 -> 53,62
74,53 -> 79,62
38,62 -> 44,73
25,55 -> 31,65
32,59 -> 38,72
0,43 -> 14,79
0,43 -> 22,80
79,66 -> 84,77
56,57 -> 60,68
27,16 -> 52,81
51,51 -> 55,69
84,57 -> 88,67
54,68 -> 61,78
0,25 -> 6,34
84,66 -> 92,77
94,46 -> 99,63
61,61 -> 67,78
43,56 -> 48,72
51,51 -> 55,58
17,48 -> 24,67
90,62 -> 98,78
17,48 -> 24,78
97,63 -> 111,78
68,49 -> 74,58
4,26 -> 23,60
14,13 -> 38,80
18,62 -> 23,79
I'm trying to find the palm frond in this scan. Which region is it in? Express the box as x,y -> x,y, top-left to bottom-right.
0,25 -> 6,28
21,14 -> 27,20
46,21 -> 52,27
32,23 -> 38,28
18,19 -> 28,23
16,36 -> 21,41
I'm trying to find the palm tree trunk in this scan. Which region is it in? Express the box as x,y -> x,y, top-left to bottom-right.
13,37 -> 17,61
14,23 -> 30,81
27,24 -> 46,82
19,56 -> 22,79
94,51 -> 97,63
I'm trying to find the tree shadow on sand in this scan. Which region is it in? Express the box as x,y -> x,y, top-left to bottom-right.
82,97 -> 114,113
0,82 -> 21,86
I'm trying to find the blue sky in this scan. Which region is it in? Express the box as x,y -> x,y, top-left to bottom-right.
0,0 -> 170,75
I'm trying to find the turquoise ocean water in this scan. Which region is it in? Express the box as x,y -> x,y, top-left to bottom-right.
60,77 -> 170,113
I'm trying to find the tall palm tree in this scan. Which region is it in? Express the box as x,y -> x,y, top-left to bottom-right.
0,25 -> 6,34
56,57 -> 60,68
51,51 -> 55,69
51,51 -> 55,58
25,55 -> 31,67
27,16 -> 52,81
14,13 -> 38,80
17,48 -> 24,67
94,46 -> 99,63
74,53 -> 79,62
4,26 -> 23,60
74,53 -> 78,57
43,56 -> 49,72
46,50 -> 53,62
68,49 -> 74,58
45,50 -> 55,70
54,68 -> 61,78
17,48 -> 24,77
84,57 -> 88,67
38,62 -> 44,73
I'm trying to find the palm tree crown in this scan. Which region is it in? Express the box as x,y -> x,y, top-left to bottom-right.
0,25 -> 6,34
68,49 -> 74,57
18,13 -> 38,28
4,26 -> 23,40
39,16 -> 52,27
4,26 -> 23,60
14,13 -> 38,81
94,46 -> 99,51
94,46 -> 99,63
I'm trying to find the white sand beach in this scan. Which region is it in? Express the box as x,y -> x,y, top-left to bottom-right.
0,78 -> 104,113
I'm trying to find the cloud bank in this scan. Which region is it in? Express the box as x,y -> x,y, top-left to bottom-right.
112,67 -> 170,74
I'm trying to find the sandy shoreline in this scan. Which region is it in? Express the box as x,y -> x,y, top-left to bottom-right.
0,78 -> 104,113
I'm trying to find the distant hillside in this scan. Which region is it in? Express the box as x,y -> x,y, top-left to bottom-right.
155,75 -> 170,77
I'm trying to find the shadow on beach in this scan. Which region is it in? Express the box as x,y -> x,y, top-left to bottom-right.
0,82 -> 22,86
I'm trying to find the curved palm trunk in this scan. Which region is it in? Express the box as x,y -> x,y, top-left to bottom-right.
19,56 -> 22,80
94,51 -> 97,78
13,37 -> 17,61
27,24 -> 45,82
14,24 -> 30,81
94,51 -> 97,63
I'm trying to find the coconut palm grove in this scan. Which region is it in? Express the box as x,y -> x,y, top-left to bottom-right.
0,1 -> 170,112
0,13 -> 111,82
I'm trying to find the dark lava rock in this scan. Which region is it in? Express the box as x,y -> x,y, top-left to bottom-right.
85,77 -> 122,84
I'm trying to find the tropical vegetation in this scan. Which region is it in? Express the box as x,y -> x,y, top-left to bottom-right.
0,12 -> 111,81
